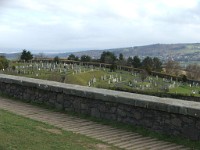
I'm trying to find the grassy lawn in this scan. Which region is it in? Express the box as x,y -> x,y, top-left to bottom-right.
0,109 -> 119,150
169,85 -> 200,96
65,70 -> 105,86
4,62 -> 200,97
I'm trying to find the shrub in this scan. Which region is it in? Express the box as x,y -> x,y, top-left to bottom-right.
0,56 -> 9,69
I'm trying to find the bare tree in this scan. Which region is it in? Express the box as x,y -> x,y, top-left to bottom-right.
186,64 -> 200,80
165,60 -> 181,76
34,53 -> 46,59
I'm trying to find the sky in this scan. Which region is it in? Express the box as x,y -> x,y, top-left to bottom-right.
0,0 -> 200,53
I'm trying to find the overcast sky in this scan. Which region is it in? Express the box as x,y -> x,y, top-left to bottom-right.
0,0 -> 200,53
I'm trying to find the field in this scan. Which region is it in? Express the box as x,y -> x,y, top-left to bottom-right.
2,61 -> 200,97
0,109 -> 118,150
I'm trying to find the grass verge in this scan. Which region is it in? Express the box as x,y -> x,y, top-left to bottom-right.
0,108 -> 119,150
0,94 -> 199,149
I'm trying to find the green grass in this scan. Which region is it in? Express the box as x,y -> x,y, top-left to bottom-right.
66,70 -> 105,86
5,62 -> 200,97
0,109 -> 119,150
169,85 -> 200,96
1,94 -> 200,150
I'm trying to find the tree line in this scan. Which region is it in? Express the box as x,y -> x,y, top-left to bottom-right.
65,51 -> 163,73
19,49 -> 200,80
2,49 -> 199,81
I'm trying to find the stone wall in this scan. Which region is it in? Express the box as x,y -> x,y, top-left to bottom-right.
0,74 -> 200,140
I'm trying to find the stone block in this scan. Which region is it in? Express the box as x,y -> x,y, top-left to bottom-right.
133,112 -> 143,120
57,94 -> 64,104
55,103 -> 63,110
117,108 -> 127,117
182,127 -> 199,140
81,103 -> 89,110
187,108 -> 200,118
171,118 -> 182,127
91,108 -> 100,118
104,113 -> 117,120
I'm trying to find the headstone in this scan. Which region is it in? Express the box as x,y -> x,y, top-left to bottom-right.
112,78 -> 116,83
108,80 -> 110,84
104,75 -> 107,80
101,76 -> 103,80
192,90 -> 196,94
120,76 -> 122,82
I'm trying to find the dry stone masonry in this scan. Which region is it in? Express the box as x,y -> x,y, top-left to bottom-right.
0,74 -> 200,140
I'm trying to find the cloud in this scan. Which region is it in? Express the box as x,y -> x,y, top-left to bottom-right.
0,0 -> 200,53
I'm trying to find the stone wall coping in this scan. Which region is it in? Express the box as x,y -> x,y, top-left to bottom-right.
1,74 -> 200,118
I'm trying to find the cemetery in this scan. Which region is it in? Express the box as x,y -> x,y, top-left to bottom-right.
1,61 -> 200,98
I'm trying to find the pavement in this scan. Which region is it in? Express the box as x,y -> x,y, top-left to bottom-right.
0,97 -> 190,150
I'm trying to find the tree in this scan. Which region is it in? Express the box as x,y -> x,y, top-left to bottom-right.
80,55 -> 91,62
100,51 -> 117,64
0,56 -> 9,70
110,62 -> 117,72
142,56 -> 153,73
165,60 -> 181,76
132,56 -> 141,68
119,53 -> 124,61
140,70 -> 148,82
20,49 -> 33,62
152,57 -> 162,71
186,64 -> 200,80
74,56 -> 79,61
68,54 -> 76,60
0,62 -> 4,70
141,56 -> 162,72
53,56 -> 60,64
181,75 -> 188,82
117,53 -> 126,66
126,57 -> 133,66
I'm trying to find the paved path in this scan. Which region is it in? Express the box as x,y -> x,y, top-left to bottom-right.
0,97 -> 190,150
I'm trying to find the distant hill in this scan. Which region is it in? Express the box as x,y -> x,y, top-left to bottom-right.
1,43 -> 200,61
0,53 -> 21,60
71,43 -> 200,61
0,52 -> 69,60
42,53 -> 69,58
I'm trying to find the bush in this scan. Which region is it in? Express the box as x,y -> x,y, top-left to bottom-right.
110,63 -> 117,71
0,56 -> 9,69
12,65 -> 16,71
181,75 -> 187,82
0,62 -> 4,70
53,56 -> 60,64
